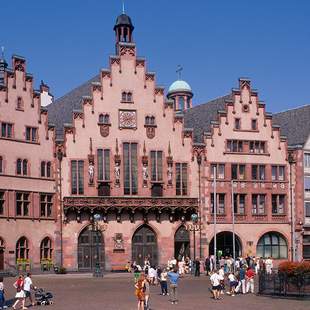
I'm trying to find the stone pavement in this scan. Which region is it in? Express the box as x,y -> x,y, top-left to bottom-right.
2,273 -> 310,310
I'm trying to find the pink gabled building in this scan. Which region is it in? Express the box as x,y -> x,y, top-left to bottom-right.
0,54 -> 56,272
185,79 -> 292,263
47,13 -> 200,271
1,11 -> 308,274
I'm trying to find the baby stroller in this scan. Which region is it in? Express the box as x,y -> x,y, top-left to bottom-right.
34,288 -> 54,305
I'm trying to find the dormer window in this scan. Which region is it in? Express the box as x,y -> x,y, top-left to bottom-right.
121,91 -> 133,102
251,119 -> 257,130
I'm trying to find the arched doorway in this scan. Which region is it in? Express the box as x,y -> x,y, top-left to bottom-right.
209,231 -> 242,258
0,237 -> 4,271
132,225 -> 158,267
174,226 -> 190,260
77,225 -> 104,271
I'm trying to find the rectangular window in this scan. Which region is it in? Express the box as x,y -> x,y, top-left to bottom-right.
26,127 -> 37,142
305,177 -> 310,192
305,202 -> 310,217
97,149 -> 110,181
151,151 -> 163,181
16,192 -> 30,216
272,194 -> 285,214
272,165 -> 285,181
252,165 -> 265,180
211,193 -> 225,215
251,119 -> 257,130
1,122 -> 13,138
252,194 -> 265,215
71,160 -> 84,195
231,164 -> 246,180
234,118 -> 241,130
305,153 -> 310,168
227,140 -> 243,153
40,194 -> 53,217
211,163 -> 225,179
249,140 -> 266,153
0,156 -> 2,174
123,143 -> 138,195
0,191 -> 4,215
233,194 -> 246,214
176,163 -> 188,196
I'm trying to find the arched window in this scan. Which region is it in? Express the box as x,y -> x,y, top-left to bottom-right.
46,162 -> 51,178
99,114 -> 104,123
256,232 -> 287,259
127,92 -> 132,102
0,237 -> 5,248
122,92 -> 127,102
104,114 -> 110,124
187,96 -> 191,109
40,237 -> 52,260
16,237 -> 29,260
150,116 -> 155,125
178,96 -> 184,111
145,116 -> 150,125
41,161 -> 46,177
22,159 -> 28,175
16,159 -> 22,175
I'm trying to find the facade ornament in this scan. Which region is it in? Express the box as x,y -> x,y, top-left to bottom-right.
142,141 -> 148,187
113,233 -> 124,251
88,138 -> 95,185
114,162 -> 120,187
167,141 -> 173,186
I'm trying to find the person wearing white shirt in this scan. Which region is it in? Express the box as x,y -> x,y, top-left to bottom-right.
24,273 -> 36,307
210,271 -> 224,300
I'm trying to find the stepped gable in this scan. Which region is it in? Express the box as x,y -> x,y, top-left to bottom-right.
184,94 -> 231,142
273,105 -> 310,147
47,75 -> 100,139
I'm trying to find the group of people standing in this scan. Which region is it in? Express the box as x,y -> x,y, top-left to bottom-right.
0,273 -> 36,310
133,258 -> 181,309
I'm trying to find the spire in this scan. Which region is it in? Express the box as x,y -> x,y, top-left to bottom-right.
0,46 -> 8,86
122,1 -> 125,14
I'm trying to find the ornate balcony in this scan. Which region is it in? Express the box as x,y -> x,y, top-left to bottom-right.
63,196 -> 198,223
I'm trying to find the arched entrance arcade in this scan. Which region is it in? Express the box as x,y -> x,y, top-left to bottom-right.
77,225 -> 105,271
174,225 -> 190,260
209,231 -> 242,258
132,225 -> 158,267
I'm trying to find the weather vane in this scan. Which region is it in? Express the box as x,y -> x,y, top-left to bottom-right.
176,65 -> 183,80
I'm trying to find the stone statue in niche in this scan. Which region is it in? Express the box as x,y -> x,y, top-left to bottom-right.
113,233 -> 124,250
88,163 -> 95,184
114,162 -> 120,186
142,165 -> 148,187
167,164 -> 173,185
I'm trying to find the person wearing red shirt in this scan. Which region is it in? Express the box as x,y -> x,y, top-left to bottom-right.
245,267 -> 255,293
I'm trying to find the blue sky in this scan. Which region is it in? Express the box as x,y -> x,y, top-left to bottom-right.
1,0 -> 310,112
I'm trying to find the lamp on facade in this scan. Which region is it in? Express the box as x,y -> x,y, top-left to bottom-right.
93,213 -> 104,277
186,213 -> 199,260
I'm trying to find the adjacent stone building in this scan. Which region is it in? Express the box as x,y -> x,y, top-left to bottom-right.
0,54 -> 56,272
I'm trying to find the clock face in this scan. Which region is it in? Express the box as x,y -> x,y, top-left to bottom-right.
119,110 -> 137,129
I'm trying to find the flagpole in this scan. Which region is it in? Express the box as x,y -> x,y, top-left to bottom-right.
213,166 -> 217,265
231,180 -> 236,272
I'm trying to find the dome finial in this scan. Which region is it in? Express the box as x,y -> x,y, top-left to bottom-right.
176,65 -> 183,80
